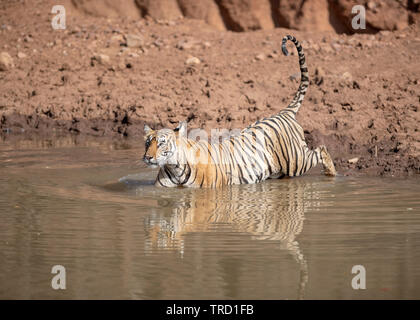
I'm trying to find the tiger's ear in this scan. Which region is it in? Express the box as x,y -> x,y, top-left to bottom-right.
144,124 -> 152,135
175,121 -> 187,137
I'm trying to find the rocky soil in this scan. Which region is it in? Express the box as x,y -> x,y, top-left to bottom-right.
0,0 -> 419,176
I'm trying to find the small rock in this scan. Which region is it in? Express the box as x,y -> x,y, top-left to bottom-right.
97,54 -> 110,64
23,35 -> 33,42
0,52 -> 14,71
17,52 -> 27,59
125,34 -> 144,48
71,26 -> 81,34
185,56 -> 200,65
255,53 -> 265,61
348,157 -> 359,164
331,43 -> 341,51
342,72 -> 352,82
111,34 -> 124,43
367,1 -> 376,10
202,41 -> 211,48
92,54 -> 110,65
153,39 -> 164,48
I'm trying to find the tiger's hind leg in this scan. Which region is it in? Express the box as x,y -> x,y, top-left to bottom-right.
298,145 -> 337,177
317,146 -> 337,177
318,145 -> 336,176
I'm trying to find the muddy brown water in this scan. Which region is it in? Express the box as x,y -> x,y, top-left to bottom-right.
0,136 -> 419,299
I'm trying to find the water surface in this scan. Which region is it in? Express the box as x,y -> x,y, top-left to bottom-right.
0,136 -> 419,299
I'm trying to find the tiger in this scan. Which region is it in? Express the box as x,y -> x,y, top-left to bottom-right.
143,35 -> 337,188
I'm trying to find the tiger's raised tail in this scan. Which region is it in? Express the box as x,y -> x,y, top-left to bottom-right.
281,35 -> 309,115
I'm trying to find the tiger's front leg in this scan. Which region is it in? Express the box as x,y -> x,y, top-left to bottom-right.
154,168 -> 179,187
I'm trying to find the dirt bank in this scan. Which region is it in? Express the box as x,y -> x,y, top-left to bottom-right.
0,0 -> 419,177
70,0 -> 420,33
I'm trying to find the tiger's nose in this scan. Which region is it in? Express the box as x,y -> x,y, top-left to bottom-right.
143,155 -> 153,161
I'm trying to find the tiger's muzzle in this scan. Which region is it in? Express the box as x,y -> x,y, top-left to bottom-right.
143,155 -> 158,167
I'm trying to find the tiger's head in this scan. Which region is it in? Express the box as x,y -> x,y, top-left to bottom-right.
143,121 -> 187,168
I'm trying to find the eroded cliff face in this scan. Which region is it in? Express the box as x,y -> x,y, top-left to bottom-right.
71,0 -> 419,33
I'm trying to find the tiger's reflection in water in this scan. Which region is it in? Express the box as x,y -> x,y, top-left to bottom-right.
144,179 -> 322,299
